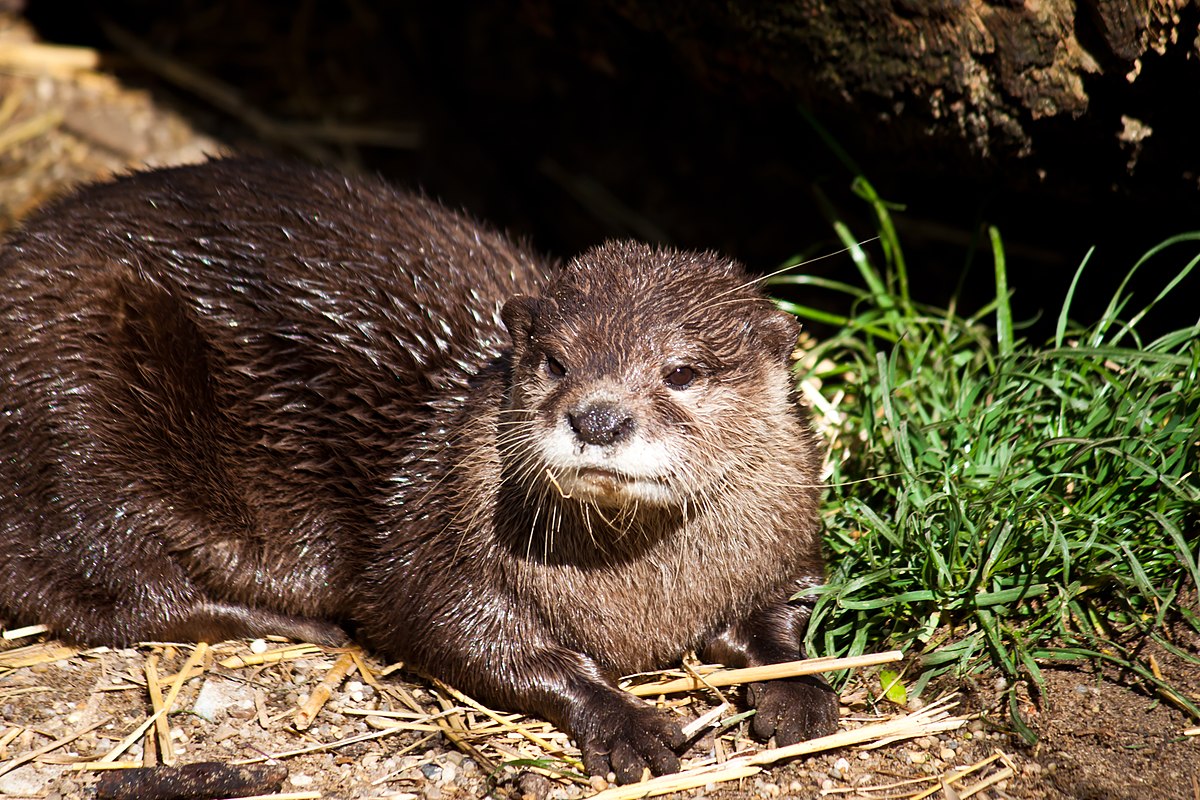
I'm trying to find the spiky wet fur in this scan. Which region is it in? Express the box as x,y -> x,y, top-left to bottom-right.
0,159 -> 836,783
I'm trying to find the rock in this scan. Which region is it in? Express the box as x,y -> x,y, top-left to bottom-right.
193,677 -> 254,723
0,765 -> 51,796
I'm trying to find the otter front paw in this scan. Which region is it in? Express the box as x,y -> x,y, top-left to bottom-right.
573,698 -> 686,784
748,676 -> 839,746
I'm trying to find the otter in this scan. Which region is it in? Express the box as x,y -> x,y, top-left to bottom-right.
0,158 -> 837,783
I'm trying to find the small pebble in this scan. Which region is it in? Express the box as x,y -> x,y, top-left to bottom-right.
210,723 -> 239,742
227,701 -> 256,720
420,763 -> 442,781
249,638 -> 269,654
940,747 -> 956,761
755,780 -> 781,797
290,773 -> 315,787
910,751 -> 927,764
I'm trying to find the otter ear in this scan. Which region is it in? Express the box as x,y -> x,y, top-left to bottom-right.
758,308 -> 801,361
501,295 -> 537,345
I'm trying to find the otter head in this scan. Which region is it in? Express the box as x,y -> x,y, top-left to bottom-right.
500,241 -> 800,513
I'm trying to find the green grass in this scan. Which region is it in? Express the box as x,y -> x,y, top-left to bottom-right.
774,177 -> 1200,737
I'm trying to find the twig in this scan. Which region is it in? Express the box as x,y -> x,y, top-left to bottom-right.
625,651 -> 903,696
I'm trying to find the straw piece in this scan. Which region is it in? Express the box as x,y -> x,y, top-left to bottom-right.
587,697 -> 964,800
0,643 -> 79,669
100,644 -> 207,764
957,760 -> 1016,799
749,696 -> 961,767
220,644 -> 321,669
151,665 -> 206,689
426,683 -> 503,775
232,721 -> 414,765
680,703 -> 730,738
1,624 -> 49,640
293,652 -> 356,730
625,650 -> 903,696
143,655 -> 175,765
0,725 -> 22,756
0,718 -> 108,779
99,707 -> 170,764
0,110 -> 64,153
348,649 -> 383,692
0,41 -> 100,72
432,678 -> 574,759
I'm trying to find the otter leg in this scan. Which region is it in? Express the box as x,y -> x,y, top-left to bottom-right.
411,621 -> 685,785
0,515 -> 346,648
495,647 -> 687,785
703,599 -> 840,745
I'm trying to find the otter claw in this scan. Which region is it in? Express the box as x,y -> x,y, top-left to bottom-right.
575,701 -> 685,784
748,676 -> 840,745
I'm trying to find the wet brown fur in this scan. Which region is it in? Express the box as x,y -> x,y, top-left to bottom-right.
0,159 -> 837,783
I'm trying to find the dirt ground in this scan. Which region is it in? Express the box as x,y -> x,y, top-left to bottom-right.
2,12 -> 1199,800
1,633 -> 1197,800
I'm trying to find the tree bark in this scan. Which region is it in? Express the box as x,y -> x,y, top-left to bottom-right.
611,0 -> 1196,160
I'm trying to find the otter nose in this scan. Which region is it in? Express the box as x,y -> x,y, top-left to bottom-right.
567,401 -> 635,446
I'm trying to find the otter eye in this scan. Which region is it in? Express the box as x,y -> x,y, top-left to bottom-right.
544,354 -> 567,379
664,365 -> 696,389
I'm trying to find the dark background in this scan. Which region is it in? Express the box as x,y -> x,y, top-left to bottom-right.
24,0 -> 1200,339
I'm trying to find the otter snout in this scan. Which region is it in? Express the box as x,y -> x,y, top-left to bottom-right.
568,400 -> 636,446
